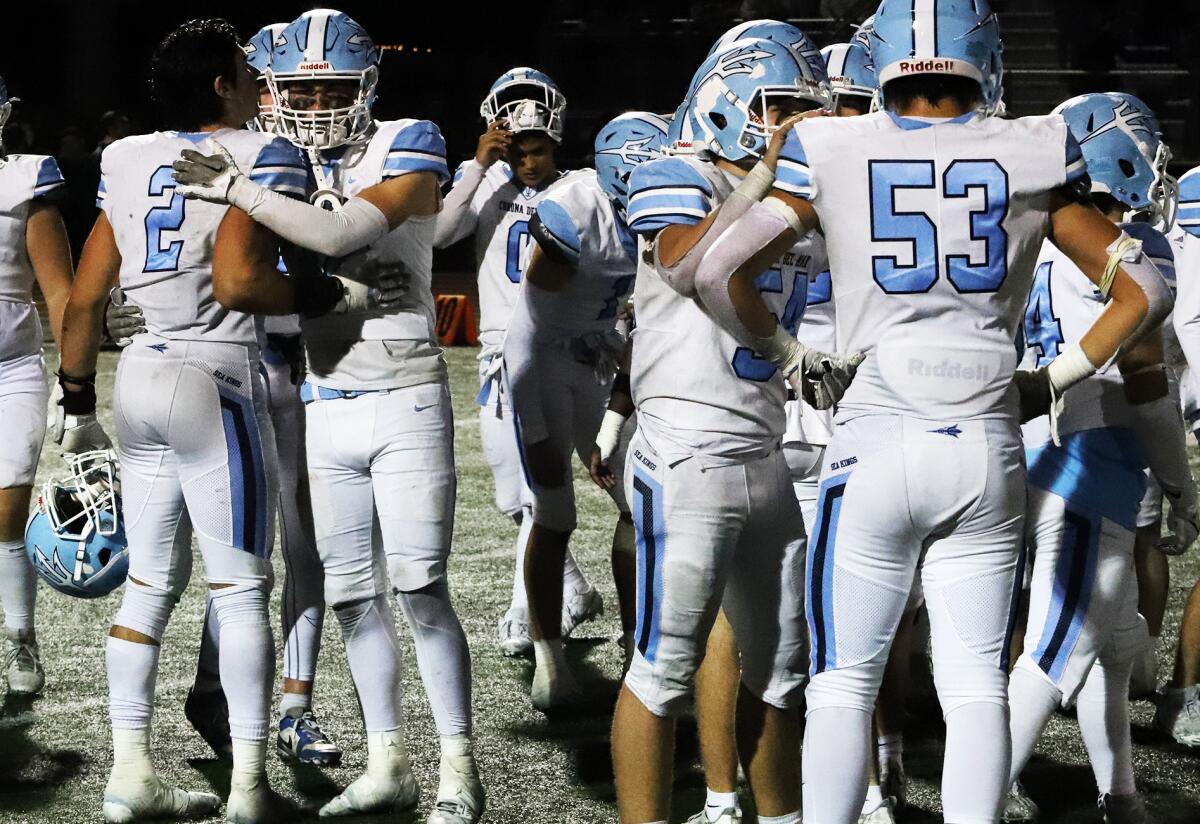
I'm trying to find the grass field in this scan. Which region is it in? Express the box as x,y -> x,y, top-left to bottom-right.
2,346 -> 1199,823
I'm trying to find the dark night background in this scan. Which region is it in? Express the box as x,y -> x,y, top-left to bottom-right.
2,0 -> 1197,268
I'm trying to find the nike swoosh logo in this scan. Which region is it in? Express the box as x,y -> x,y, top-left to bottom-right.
414,403 -> 438,412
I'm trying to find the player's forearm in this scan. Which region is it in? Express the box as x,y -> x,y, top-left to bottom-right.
27,202 -> 75,345
213,259 -> 296,314
1128,374 -> 1195,503
433,160 -> 485,248
226,178 -> 390,259
59,294 -> 107,380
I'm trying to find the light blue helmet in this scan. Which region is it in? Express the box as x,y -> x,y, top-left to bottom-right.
707,18 -> 825,77
266,9 -> 380,149
594,111 -> 670,209
244,23 -> 287,77
870,0 -> 1004,115
821,42 -> 877,107
25,451 -> 128,599
666,95 -> 697,155
850,14 -> 876,54
688,37 -> 831,163
1053,92 -> 1178,228
480,67 -> 566,143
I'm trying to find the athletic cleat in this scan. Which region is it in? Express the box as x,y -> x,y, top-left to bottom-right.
684,806 -> 742,824
1099,792 -> 1149,824
277,708 -> 343,766
429,752 -> 485,824
859,798 -> 897,824
1129,646 -> 1158,700
561,586 -> 603,638
5,630 -> 45,695
1154,685 -> 1200,746
319,770 -> 420,817
497,607 -> 532,658
530,663 -> 585,713
880,759 -> 907,809
1001,781 -> 1039,822
427,789 -> 485,824
102,776 -> 221,823
183,686 -> 233,759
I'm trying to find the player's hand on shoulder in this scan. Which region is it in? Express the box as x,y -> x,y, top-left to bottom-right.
1013,368 -> 1052,424
794,348 -> 865,410
763,110 -> 826,173
172,140 -> 243,203
105,287 -> 145,348
475,120 -> 512,168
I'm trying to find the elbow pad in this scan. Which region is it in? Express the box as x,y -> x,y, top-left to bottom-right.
228,175 -> 390,259
693,197 -> 803,348
1108,232 -> 1175,350
653,161 -> 776,298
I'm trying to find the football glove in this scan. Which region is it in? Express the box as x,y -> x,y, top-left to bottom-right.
1013,369 -> 1053,423
1160,494 -> 1200,556
105,288 -> 145,347
792,348 -> 866,411
172,142 -> 242,204
51,410 -> 112,456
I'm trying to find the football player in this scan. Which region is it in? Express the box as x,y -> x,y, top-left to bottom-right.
690,1 -> 1172,821
0,77 -> 73,696
51,18 -> 354,823
1157,164 -> 1200,746
614,36 -> 843,824
1004,91 -> 1193,824
505,112 -> 667,710
433,68 -> 603,656
171,10 -> 484,822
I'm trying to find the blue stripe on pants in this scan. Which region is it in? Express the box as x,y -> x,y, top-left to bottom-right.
219,390 -> 268,557
807,471 -> 849,676
631,467 -> 665,663
1032,506 -> 1100,682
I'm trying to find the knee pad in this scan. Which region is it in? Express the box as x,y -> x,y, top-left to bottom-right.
395,581 -> 462,634
333,595 -> 388,641
113,579 -> 176,642
208,585 -> 271,630
531,482 -> 577,533
804,663 -> 883,715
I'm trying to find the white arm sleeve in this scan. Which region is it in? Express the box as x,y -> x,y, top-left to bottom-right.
433,160 -> 486,248
653,161 -> 775,298
227,175 -> 390,259
1109,232 -> 1175,353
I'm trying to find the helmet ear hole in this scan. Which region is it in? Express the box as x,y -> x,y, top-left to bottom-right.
710,112 -> 727,130
1119,158 -> 1136,178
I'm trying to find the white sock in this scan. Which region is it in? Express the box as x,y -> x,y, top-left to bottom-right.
1077,659 -> 1136,796
231,738 -> 267,786
705,787 -> 738,818
366,728 -> 412,778
1007,663 -> 1062,784
211,587 -> 273,742
877,731 -> 903,772
510,509 -> 534,609
336,595 -> 404,731
397,583 -> 472,737
943,702 -> 1011,823
861,782 -> 885,814
110,726 -> 155,780
437,734 -> 479,799
0,538 -> 35,633
533,638 -> 571,682
278,690 -> 311,717
802,706 -> 872,824
757,813 -> 801,824
107,636 -> 160,729
562,548 -> 590,594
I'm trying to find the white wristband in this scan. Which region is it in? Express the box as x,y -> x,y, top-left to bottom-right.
734,161 -> 776,202
1046,341 -> 1097,394
756,325 -> 806,379
763,196 -> 805,235
596,409 -> 630,462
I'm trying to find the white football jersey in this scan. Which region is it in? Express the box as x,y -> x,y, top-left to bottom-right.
438,160 -> 583,347
785,252 -> 836,447
297,119 -> 450,390
1020,225 -> 1175,443
626,154 -> 819,465
0,154 -> 65,362
523,170 -> 636,341
775,110 -> 1088,423
99,129 -> 307,346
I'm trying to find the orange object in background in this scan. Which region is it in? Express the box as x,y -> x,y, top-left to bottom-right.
435,294 -> 479,346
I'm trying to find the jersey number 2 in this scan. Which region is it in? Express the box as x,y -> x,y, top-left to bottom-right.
143,165 -> 185,273
869,159 -> 1009,294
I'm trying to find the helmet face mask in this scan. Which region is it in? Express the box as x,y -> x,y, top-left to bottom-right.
480,69 -> 567,143
268,68 -> 377,150
25,450 -> 128,599
244,22 -> 287,133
